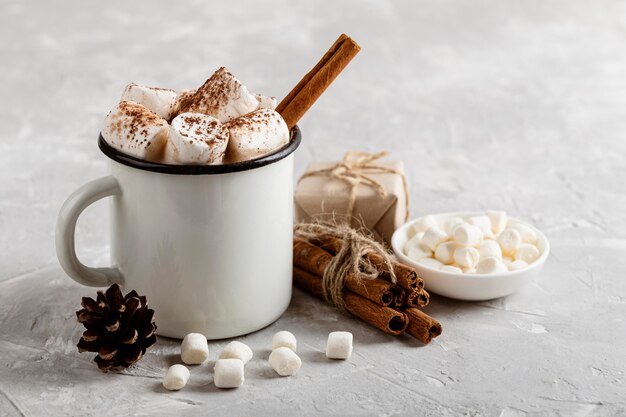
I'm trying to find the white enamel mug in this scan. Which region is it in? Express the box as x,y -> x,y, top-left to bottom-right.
56,128 -> 301,339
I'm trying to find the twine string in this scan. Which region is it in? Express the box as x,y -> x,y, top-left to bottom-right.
294,222 -> 397,312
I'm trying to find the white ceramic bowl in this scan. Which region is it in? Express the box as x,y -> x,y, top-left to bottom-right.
391,212 -> 550,301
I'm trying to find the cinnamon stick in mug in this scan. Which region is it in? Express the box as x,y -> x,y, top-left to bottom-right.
277,34 -> 361,130
292,266 -> 409,336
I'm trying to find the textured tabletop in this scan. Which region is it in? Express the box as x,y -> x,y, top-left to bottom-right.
1,0 -> 625,416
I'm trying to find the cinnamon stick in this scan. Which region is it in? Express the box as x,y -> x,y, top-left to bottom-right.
404,288 -> 430,308
312,235 -> 424,292
277,34 -> 361,130
293,266 -> 409,336
293,239 -> 402,307
404,308 -> 442,344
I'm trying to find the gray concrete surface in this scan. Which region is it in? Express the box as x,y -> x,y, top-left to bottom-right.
1,0 -> 625,415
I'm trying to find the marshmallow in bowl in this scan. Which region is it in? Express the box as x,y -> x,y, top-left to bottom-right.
166,113 -> 229,164
101,101 -> 169,162
175,67 -> 259,123
120,83 -> 178,120
224,109 -> 289,163
402,210 -> 543,275
255,94 -> 277,110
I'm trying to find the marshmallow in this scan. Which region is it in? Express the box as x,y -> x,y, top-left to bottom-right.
101,101 -> 169,162
167,112 -> 229,164
421,227 -> 449,251
120,83 -> 177,120
181,333 -> 209,365
255,94 -> 277,110
478,240 -> 502,260
434,241 -> 458,265
225,109 -> 289,163
176,67 -> 259,122
325,331 -> 353,360
509,260 -> 529,271
218,341 -> 253,364
454,247 -> 480,269
403,232 -> 426,253
162,364 -> 190,391
514,244 -> 540,264
509,223 -> 538,244
417,257 -> 444,269
476,257 -> 508,274
463,268 -> 477,274
411,215 -> 438,235
214,359 -> 245,388
268,347 -> 302,376
469,215 -> 494,238
452,223 -> 483,247
440,265 -> 463,274
406,246 -> 432,262
444,217 -> 465,234
272,330 -> 297,352
486,210 -> 507,234
497,228 -> 522,255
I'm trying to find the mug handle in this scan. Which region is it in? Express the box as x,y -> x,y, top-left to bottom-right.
55,176 -> 123,287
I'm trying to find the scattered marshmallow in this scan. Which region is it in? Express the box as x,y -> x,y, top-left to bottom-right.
452,223 -> 483,247
476,257 -> 508,274
487,210 -> 507,234
218,341 -> 253,364
509,223 -> 538,244
120,83 -> 177,120
175,67 -> 259,122
497,228 -> 522,255
454,247 -> 480,269
255,94 -> 277,110
418,257 -> 444,269
421,227 -> 449,251
434,241 -> 458,265
440,265 -> 463,274
101,101 -> 169,162
325,331 -> 353,360
514,244 -> 540,264
166,112 -> 229,164
410,215 -> 438,235
478,240 -> 502,260
181,333 -> 209,365
225,109 -> 289,163
162,364 -> 190,391
272,331 -> 297,352
268,347 -> 302,376
214,359 -> 245,388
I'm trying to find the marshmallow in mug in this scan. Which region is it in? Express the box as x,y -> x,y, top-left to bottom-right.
175,67 -> 259,123
101,101 -> 169,162
120,83 -> 178,120
225,109 -> 289,163
165,112 -> 229,164
403,211 -> 542,274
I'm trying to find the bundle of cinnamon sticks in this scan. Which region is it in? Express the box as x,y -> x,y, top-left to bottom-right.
293,237 -> 442,344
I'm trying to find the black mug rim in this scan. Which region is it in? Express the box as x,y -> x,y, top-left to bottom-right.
98,125 -> 301,175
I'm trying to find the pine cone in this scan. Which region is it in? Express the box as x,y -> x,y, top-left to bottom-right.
76,284 -> 157,372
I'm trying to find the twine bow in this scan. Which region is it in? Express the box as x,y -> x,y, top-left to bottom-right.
299,151 -> 409,223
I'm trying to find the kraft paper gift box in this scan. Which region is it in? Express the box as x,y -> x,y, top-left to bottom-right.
294,154 -> 408,244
